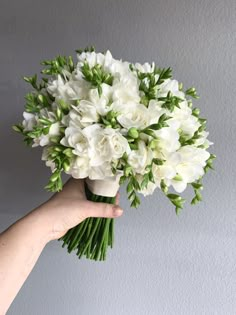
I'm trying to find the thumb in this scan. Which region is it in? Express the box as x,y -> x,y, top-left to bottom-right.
82,200 -> 123,219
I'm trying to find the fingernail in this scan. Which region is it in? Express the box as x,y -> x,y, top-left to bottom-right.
113,206 -> 123,216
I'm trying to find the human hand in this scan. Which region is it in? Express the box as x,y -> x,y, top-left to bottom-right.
35,178 -> 123,241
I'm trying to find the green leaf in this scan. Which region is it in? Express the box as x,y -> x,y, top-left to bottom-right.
152,158 -> 165,165
185,87 -> 199,99
12,124 -> 24,133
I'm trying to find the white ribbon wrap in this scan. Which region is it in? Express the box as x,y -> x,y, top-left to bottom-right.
85,173 -> 123,197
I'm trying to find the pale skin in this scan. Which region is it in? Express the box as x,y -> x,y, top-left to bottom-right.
0,178 -> 123,315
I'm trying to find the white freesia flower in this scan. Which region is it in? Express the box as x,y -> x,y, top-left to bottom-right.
22,112 -> 37,131
47,75 -> 89,101
128,140 -> 153,175
32,122 -> 60,148
41,148 -> 56,172
176,145 -> 210,183
154,127 -> 180,154
195,131 -> 213,148
147,100 -> 168,125
170,101 -> 200,137
158,79 -> 185,99
112,73 -> 140,104
88,84 -> 112,115
77,50 -> 113,70
134,62 -> 155,73
72,101 -> 99,127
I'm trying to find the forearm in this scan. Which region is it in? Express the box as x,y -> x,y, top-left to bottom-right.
0,209 -> 51,315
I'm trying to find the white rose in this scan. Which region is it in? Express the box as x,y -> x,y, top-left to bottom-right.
60,127 -> 88,156
67,155 -> 89,179
83,124 -> 130,167
112,101 -> 150,130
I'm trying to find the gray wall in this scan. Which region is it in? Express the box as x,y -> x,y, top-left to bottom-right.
0,0 -> 235,314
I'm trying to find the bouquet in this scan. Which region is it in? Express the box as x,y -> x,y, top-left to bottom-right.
13,47 -> 215,261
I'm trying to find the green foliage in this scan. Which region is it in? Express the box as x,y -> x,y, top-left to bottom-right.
185,87 -> 199,99
126,175 -> 141,208
154,67 -> 172,84
141,114 -> 170,139
158,91 -> 184,112
81,62 -> 113,96
99,110 -> 119,128
204,154 -> 216,173
135,67 -> 172,106
24,92 -> 41,113
76,46 -> 95,55
160,179 -> 186,215
179,117 -> 207,146
44,144 -> 74,192
41,55 -> 75,76
166,193 -> 186,215
191,180 -> 203,205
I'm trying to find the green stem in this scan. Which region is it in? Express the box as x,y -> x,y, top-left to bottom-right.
60,182 -> 116,261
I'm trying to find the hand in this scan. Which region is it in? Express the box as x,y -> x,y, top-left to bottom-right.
35,178 -> 123,241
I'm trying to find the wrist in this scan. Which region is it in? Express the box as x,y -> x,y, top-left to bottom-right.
24,205 -> 55,245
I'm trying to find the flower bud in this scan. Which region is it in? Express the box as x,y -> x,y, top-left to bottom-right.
128,127 -> 139,139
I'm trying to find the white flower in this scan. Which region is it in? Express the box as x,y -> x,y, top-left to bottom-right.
175,146 -> 210,184
158,79 -> 185,99
112,101 -> 150,130
154,127 -> 180,154
128,140 -> 153,175
66,155 -> 90,179
88,162 -> 114,180
63,100 -> 99,129
60,127 -> 88,156
138,178 -> 158,197
170,101 -> 200,137
134,62 -> 155,73
112,74 -> 140,104
77,50 -> 113,70
82,124 -> 130,167
72,101 -> 99,127
32,122 -> 60,148
41,148 -> 56,172
22,112 -> 37,131
47,75 -> 89,101
147,100 -> 168,125
195,131 -> 213,148
88,84 -> 112,115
